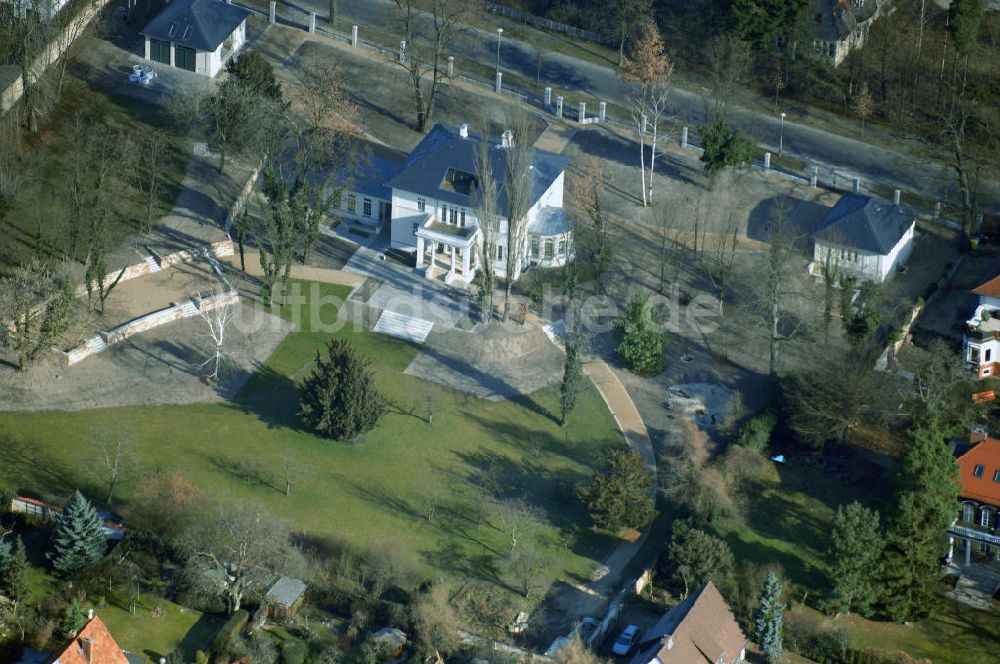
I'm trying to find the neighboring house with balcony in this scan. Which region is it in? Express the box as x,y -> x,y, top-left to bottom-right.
963,273 -> 1000,378
140,0 -> 250,77
948,432 -> 1000,583
810,0 -> 893,67
333,123 -> 574,287
627,581 -> 748,664
810,193 -> 915,284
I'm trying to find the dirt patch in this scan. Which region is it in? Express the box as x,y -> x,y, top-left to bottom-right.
0,303 -> 292,411
665,383 -> 732,431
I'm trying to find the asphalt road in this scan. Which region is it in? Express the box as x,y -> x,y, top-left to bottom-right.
291,0 -> 998,214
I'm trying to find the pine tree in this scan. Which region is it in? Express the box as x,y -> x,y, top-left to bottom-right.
48,491 -> 107,577
60,596 -> 87,637
2,537 -> 29,608
753,571 -> 785,664
560,334 -> 584,426
613,293 -> 667,376
882,416 -> 959,622
827,502 -> 883,617
299,338 -> 387,442
0,536 -> 12,572
578,448 -> 656,531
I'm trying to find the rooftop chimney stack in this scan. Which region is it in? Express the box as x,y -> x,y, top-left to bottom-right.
87,608 -> 94,620
458,123 -> 468,139
81,637 -> 93,663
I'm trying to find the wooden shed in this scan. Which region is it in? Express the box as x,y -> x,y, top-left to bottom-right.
265,576 -> 307,621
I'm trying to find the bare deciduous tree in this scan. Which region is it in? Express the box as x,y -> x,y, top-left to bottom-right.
854,82 -> 874,136
89,425 -> 139,506
0,259 -> 74,371
621,21 -> 674,207
181,503 -> 296,614
196,289 -> 236,384
390,0 -> 467,133
472,119 -> 501,321
501,106 -> 533,321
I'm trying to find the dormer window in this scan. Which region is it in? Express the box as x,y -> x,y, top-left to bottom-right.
167,22 -> 177,37
974,464 -> 985,478
994,470 -> 1000,483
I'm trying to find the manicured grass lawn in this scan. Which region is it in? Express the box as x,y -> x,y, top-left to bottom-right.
714,456 -> 1000,662
92,594 -> 223,662
0,282 -> 623,596
0,73 -> 188,275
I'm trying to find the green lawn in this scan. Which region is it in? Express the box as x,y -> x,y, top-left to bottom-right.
0,282 -> 623,596
0,73 -> 189,275
92,594 -> 223,663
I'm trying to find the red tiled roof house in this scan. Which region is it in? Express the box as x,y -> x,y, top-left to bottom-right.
627,582 -> 748,664
948,433 -> 1000,574
963,274 -> 1000,378
48,614 -> 130,664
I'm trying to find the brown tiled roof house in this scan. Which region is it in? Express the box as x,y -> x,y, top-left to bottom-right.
49,615 -> 131,664
627,582 -> 748,664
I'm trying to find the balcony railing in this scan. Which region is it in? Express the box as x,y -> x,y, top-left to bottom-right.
949,520 -> 1000,546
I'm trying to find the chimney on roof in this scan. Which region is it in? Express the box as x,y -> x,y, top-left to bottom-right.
87,608 -> 94,620
893,189 -> 901,208
81,637 -> 93,663
458,123 -> 469,139
501,129 -> 513,149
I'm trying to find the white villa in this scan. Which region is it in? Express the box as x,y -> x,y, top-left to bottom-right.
811,193 -> 915,284
964,274 -> 1000,379
334,123 -> 574,287
140,0 -> 250,77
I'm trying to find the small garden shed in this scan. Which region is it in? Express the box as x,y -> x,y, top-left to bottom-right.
265,576 -> 307,621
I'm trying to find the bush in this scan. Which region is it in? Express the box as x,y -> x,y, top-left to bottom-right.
738,412 -> 777,452
281,639 -> 308,664
194,651 -> 208,664
209,609 -> 249,656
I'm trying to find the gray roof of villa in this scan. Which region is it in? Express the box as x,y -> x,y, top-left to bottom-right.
814,193 -> 914,254
266,576 -> 306,606
141,0 -> 250,52
528,206 -> 574,236
387,124 -> 570,218
812,0 -> 885,42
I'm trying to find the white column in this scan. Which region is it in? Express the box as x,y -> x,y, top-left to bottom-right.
810,165 -> 819,187
169,43 -> 175,67
555,96 -> 563,119
578,101 -> 586,124
599,101 -> 606,122
448,56 -> 454,77
495,71 -> 502,93
449,246 -> 456,276
680,126 -> 688,147
416,236 -> 425,268
269,1 -> 276,24
853,177 -> 861,195
544,87 -> 551,105
429,242 -> 436,270
309,12 -> 316,34
964,537 -> 972,566
462,246 -> 471,275
144,38 -> 150,60
764,152 -> 771,172
946,536 -> 955,564
351,25 -> 358,46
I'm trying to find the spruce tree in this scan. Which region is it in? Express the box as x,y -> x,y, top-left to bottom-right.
299,338 -> 387,441
48,491 -> 107,577
0,536 -> 12,572
579,448 -> 656,531
613,293 -> 667,376
560,334 -> 584,426
882,416 -> 959,622
753,571 -> 785,664
827,502 -> 883,616
2,537 -> 29,607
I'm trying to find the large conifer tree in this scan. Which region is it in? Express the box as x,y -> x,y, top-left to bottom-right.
48,491 -> 107,577
299,338 -> 387,441
753,571 -> 785,664
882,417 -> 959,622
2,537 -> 29,608
827,502 -> 883,616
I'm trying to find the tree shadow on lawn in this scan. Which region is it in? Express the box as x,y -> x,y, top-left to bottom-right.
462,412 -> 602,462
232,366 -> 303,430
202,452 -> 286,495
0,434 -> 93,498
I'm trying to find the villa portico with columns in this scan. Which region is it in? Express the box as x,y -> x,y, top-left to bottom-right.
946,432 -> 1000,598
414,216 -> 481,284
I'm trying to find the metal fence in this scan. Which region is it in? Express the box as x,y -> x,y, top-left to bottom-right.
485,2 -> 615,47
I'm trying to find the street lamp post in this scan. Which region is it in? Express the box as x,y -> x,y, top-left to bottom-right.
779,112 -> 786,157
496,28 -> 503,76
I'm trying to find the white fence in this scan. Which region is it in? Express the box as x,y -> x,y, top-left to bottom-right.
484,2 -> 615,47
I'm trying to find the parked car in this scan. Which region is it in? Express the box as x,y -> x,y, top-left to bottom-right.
611,625 -> 640,656
577,616 -> 599,643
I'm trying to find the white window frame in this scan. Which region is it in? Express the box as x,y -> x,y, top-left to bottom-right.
347,193 -> 356,213
363,197 -> 373,217
417,197 -> 426,212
